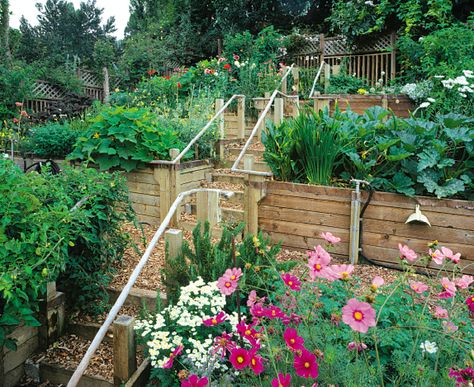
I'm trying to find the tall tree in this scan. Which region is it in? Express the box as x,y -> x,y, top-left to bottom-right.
0,0 -> 11,63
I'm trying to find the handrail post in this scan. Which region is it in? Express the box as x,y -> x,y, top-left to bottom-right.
237,96 -> 245,140
281,66 -> 288,94
215,98 -> 225,160
244,171 -> 266,234
291,66 -> 299,94
165,229 -> 183,259
274,98 -> 284,126
113,315 -> 137,386
197,190 -> 220,230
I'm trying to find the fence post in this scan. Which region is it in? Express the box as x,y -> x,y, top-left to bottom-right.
215,98 -> 225,160
113,315 -> 137,386
197,190 -> 220,229
155,164 -> 180,226
103,67 -> 110,104
38,281 -> 65,349
390,32 -> 397,82
281,66 -> 288,94
165,229 -> 183,259
244,174 -> 266,235
274,98 -> 284,126
237,96 -> 246,140
291,67 -> 299,94
324,63 -> 330,93
319,34 -> 325,66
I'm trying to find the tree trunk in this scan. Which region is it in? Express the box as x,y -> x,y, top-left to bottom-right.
0,0 -> 11,64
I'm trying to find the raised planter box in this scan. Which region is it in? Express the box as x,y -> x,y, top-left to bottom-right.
312,94 -> 413,117
259,181 -> 474,273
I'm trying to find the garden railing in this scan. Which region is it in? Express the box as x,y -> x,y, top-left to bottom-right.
66,187 -> 235,387
308,61 -> 326,99
231,64 -> 298,176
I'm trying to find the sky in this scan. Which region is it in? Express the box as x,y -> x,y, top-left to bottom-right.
9,0 -> 131,39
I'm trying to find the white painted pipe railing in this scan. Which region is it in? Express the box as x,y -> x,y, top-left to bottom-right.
153,94 -> 245,165
67,188 -> 234,387
231,64 -> 296,176
308,61 -> 326,99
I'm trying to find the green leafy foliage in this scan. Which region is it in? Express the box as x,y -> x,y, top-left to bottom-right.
326,73 -> 370,94
69,105 -> 185,171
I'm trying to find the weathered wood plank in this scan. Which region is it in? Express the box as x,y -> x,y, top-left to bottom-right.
128,193 -> 159,206
3,335 -> 38,373
260,195 -> 351,215
259,206 -> 350,228
39,362 -> 113,387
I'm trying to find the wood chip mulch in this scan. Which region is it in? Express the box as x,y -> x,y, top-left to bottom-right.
70,304 -> 144,325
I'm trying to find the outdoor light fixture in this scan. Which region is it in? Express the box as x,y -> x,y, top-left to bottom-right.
405,205 -> 431,227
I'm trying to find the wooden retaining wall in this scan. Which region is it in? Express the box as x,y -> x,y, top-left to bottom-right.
313,94 -> 413,117
259,181 -> 474,274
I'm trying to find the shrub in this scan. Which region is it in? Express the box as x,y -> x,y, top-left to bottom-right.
23,122 -> 80,158
138,234 -> 474,386
326,73 -> 370,94
69,105 -> 185,171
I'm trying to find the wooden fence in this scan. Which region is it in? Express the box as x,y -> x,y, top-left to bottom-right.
258,181 -> 474,274
292,33 -> 397,85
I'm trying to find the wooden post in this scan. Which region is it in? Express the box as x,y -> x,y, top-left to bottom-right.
103,67 -> 110,104
244,175 -> 266,234
349,191 -> 361,265
291,98 -> 300,118
113,315 -> 137,386
390,32 -> 397,81
319,34 -> 325,66
38,281 -> 65,349
382,95 -> 388,110
332,64 -> 341,76
291,67 -> 299,94
313,97 -> 330,113
281,66 -> 288,94
196,190 -> 220,229
155,165 -> 180,226
324,63 -> 330,93
244,154 -> 254,171
216,98 -> 225,160
274,98 -> 284,126
237,96 -> 245,140
165,229 -> 183,260
169,148 -> 180,162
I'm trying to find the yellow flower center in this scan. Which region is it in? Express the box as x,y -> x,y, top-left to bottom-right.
413,285 -> 418,290
272,310 -> 276,316
212,319 -> 217,324
315,264 -> 321,270
371,284 -> 377,291
225,282 -> 231,288
245,329 -> 251,336
237,356 -> 244,364
231,275 -> 236,280
288,281 -> 293,286
342,271 -> 349,279
353,311 -> 363,321
251,358 -> 256,366
443,283 -> 449,289
304,361 -> 310,368
290,338 -> 295,344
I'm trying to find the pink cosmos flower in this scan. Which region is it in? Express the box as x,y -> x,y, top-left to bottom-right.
442,321 -> 459,333
229,347 -> 251,370
271,373 -> 291,387
347,341 -> 368,352
224,267 -> 243,282
342,298 -> 377,333
307,245 -> 332,280
233,54 -> 240,60
466,295 -> 474,312
250,303 -> 265,318
409,280 -> 430,294
439,277 -> 457,298
263,305 -> 284,320
12,118 -> 19,124
249,349 -> 264,375
283,327 -> 305,351
202,311 -> 227,326
15,102 -> 23,107
282,312 -> 302,326
441,247 -> 461,263
217,276 -> 238,295
236,320 -> 262,345
455,275 -> 474,289
399,244 -> 418,262
181,374 -> 209,387
434,306 -> 448,319
247,290 -> 257,307
212,332 -> 236,358
449,367 -> 474,386
429,248 -> 444,265
321,231 -> 341,244
218,57 -> 226,63
281,273 -> 301,291
294,349 -> 319,379
329,264 -> 355,281
409,280 -> 429,294
371,276 -> 385,291
162,345 -> 183,368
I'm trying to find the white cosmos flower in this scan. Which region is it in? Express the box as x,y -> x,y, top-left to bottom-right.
419,102 -> 431,108
427,98 -> 436,103
463,70 -> 474,78
420,340 -> 438,354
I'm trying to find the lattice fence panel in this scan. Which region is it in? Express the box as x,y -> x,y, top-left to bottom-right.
80,70 -> 102,87
32,81 -> 66,100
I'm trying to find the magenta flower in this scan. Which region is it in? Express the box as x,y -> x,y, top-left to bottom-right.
449,366 -> 474,386
321,231 -> 341,244
429,248 -> 444,265
342,298 -> 376,333
466,295 -> 474,312
307,245 -> 332,280
181,374 -> 209,387
236,320 -> 262,345
439,277 -> 457,298
409,280 -> 429,294
294,349 -> 319,379
224,267 -> 242,282
229,347 -> 251,370
442,321 -> 459,333
202,311 -> 227,326
281,273 -> 301,291
329,264 -> 355,281
399,243 -> 417,262
271,373 -> 291,387
347,341 -> 367,352
283,327 -> 305,351
162,345 -> 183,368
371,276 -> 385,291
455,275 -> 473,289
263,305 -> 284,320
250,303 -> 265,318
212,332 -> 236,358
434,306 -> 448,319
247,290 -> 257,307
441,247 -> 461,263
249,348 -> 264,375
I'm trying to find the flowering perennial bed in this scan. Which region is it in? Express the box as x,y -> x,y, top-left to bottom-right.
136,233 -> 474,386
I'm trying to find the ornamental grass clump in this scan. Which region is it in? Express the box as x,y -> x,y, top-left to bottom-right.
138,232 -> 474,386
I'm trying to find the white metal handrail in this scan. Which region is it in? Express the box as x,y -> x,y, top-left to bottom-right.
67,188 -> 234,387
152,94 -> 245,165
231,64 -> 296,176
308,61 -> 326,99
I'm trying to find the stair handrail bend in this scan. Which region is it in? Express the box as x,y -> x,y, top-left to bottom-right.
231,64 -> 295,176
308,61 -> 326,99
67,188 -> 235,387
152,94 -> 245,165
